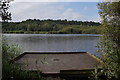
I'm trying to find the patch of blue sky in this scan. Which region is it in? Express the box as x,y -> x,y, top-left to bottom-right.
9,2 -> 100,22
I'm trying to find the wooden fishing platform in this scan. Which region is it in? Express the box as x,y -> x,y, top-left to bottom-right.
14,52 -> 101,80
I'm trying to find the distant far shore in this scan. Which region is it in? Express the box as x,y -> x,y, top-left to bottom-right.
2,31 -> 101,34
2,19 -> 101,34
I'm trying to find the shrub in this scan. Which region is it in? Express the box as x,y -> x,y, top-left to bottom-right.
2,36 -> 44,80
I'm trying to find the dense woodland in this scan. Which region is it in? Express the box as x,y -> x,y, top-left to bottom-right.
2,19 -> 101,34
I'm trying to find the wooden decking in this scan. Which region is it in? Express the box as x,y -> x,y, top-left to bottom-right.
14,52 -> 101,74
13,52 -> 102,80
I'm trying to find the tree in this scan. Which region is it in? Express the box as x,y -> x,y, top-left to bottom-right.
1,1 -> 44,80
92,1 -> 120,80
0,0 -> 12,22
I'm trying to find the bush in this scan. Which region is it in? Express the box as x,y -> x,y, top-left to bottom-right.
59,27 -> 82,34
2,36 -> 44,80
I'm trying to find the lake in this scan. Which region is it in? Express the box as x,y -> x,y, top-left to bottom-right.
3,34 -> 101,56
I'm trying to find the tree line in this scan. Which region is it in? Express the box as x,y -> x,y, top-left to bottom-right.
2,19 -> 101,34
2,0 -> 120,80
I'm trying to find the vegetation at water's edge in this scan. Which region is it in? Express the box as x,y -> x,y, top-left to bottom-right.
91,2 -> 120,80
2,36 -> 44,80
2,19 -> 101,34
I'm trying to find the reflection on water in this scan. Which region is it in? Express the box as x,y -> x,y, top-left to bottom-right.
4,34 -> 101,56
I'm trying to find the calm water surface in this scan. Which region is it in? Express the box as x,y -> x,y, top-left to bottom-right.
4,34 -> 101,56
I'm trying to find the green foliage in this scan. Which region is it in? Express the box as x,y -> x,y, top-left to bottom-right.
95,38 -> 119,80
2,37 -> 44,80
2,19 -> 101,34
2,36 -> 22,62
59,27 -> 82,34
92,1 -> 120,80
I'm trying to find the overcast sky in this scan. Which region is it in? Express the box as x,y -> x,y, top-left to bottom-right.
9,1 -> 100,22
